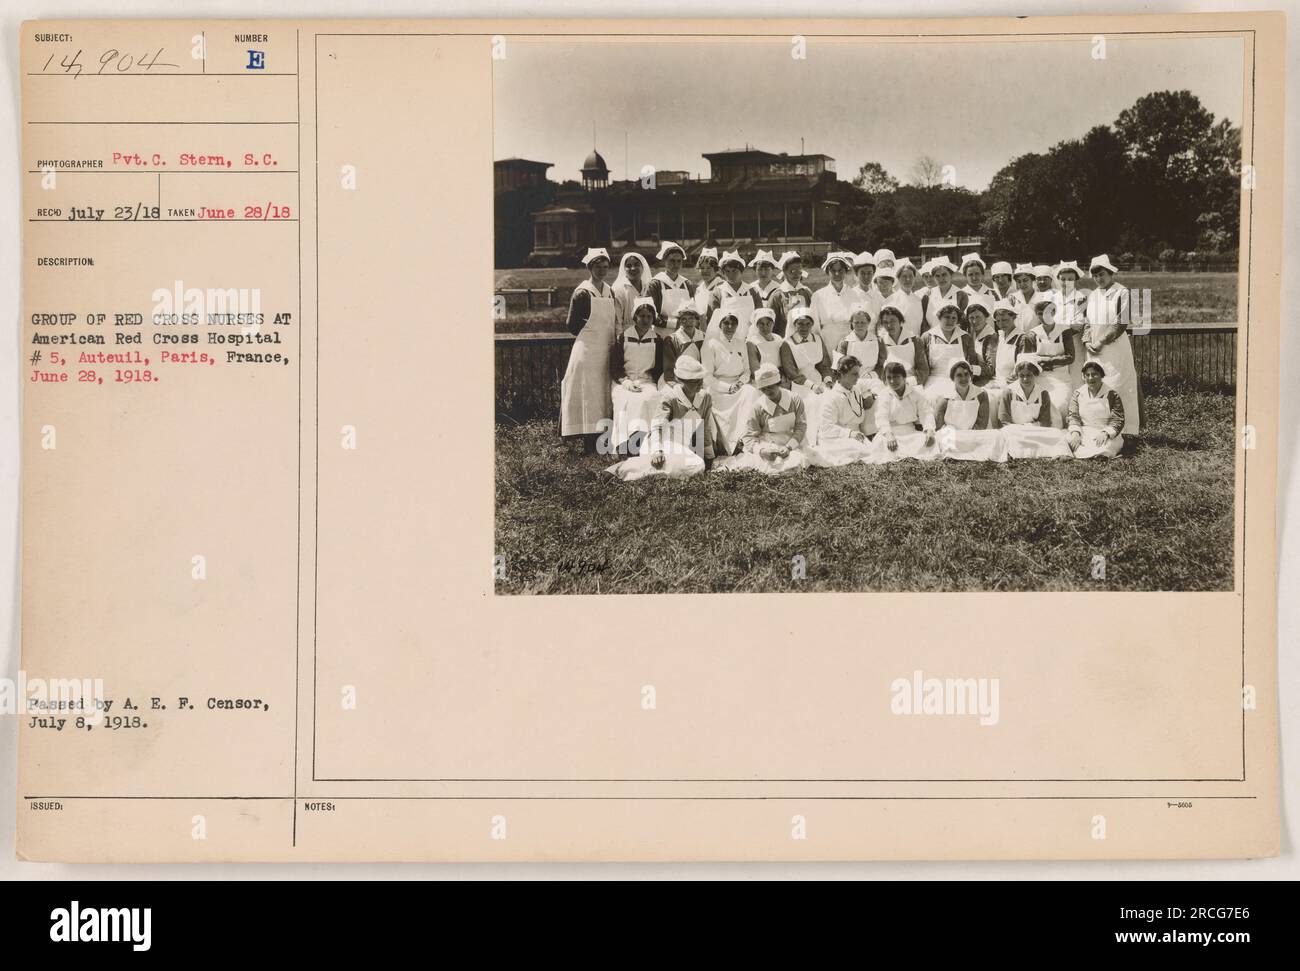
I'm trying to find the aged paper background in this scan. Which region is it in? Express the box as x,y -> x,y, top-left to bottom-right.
13,11 -> 1285,862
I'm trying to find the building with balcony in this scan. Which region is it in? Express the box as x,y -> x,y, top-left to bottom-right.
518,146 -> 848,266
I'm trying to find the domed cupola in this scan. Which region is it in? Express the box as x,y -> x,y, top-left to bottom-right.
581,149 -> 609,190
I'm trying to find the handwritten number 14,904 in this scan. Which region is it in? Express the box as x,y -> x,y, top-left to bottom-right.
41,48 -> 179,77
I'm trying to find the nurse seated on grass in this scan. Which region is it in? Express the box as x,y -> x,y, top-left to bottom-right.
608,297 -> 663,455
807,355 -> 877,467
606,355 -> 715,481
934,359 -> 1007,463
1067,359 -> 1127,459
868,361 -> 939,463
997,354 -> 1074,459
717,363 -> 809,474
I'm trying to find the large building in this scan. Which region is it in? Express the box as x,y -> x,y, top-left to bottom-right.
494,157 -> 553,193
517,146 -> 849,266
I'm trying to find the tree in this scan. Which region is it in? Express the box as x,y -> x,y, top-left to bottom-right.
1191,117 -> 1242,252
1113,91 -> 1237,251
892,184 -> 981,238
838,192 -> 902,252
839,90 -> 1240,258
852,161 -> 900,195
979,152 -> 1062,254
1114,91 -> 1215,179
909,155 -> 947,188
980,92 -> 1240,255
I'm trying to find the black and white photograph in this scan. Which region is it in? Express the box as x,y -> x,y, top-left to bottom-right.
493,34 -> 1246,594
3,0 -> 1293,899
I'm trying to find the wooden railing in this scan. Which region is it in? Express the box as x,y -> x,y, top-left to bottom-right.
495,325 -> 1237,421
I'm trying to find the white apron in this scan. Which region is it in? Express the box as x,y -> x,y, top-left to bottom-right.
748,334 -> 782,369
751,409 -> 806,473
743,334 -> 783,414
653,274 -> 691,337
838,332 -> 884,415
1072,388 -> 1125,459
706,336 -> 750,455
1029,324 -> 1075,429
1001,384 -> 1073,459
1085,285 -> 1140,435
882,336 -> 919,388
609,332 -> 662,451
707,285 -> 756,342
923,331 -> 967,402
787,336 -> 828,418
837,332 -> 880,372
937,392 -> 1007,463
924,286 -> 961,332
982,335 -> 1024,421
560,284 -> 616,436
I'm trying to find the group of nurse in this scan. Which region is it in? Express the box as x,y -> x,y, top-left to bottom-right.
558,242 -> 1142,478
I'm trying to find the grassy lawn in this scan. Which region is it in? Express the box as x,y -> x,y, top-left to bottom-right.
494,392 -> 1234,594
493,269 -> 1239,332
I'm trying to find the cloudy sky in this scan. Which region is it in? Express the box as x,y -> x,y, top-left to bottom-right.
493,35 -> 1245,190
